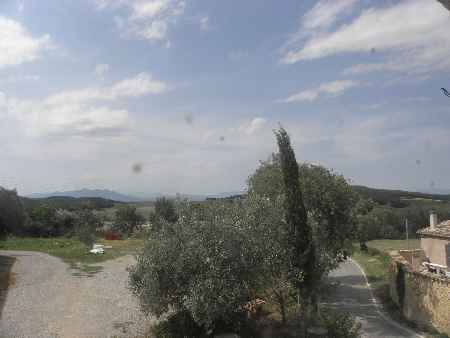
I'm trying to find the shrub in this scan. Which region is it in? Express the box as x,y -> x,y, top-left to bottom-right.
129,200 -> 263,331
75,210 -> 100,248
152,311 -> 208,338
114,205 -> 144,236
320,310 -> 361,338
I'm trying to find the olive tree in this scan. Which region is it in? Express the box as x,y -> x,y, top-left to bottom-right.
130,200 -> 264,331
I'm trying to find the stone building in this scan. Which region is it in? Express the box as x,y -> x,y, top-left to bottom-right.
417,211 -> 450,271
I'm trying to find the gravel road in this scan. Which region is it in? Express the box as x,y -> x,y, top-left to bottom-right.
325,259 -> 423,338
0,251 -> 153,338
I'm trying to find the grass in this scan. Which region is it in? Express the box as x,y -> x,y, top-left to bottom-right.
366,239 -> 420,252
0,237 -> 144,265
352,239 -> 449,338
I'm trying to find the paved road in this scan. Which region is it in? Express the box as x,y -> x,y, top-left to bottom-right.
326,260 -> 423,338
0,251 -> 153,338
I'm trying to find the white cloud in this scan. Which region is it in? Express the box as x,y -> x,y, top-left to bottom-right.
200,15 -> 209,31
46,72 -> 168,105
2,72 -> 169,138
302,0 -> 357,31
282,0 -> 450,75
239,117 -> 267,135
281,80 -> 359,103
94,0 -> 185,43
0,16 -> 52,69
94,63 -> 110,79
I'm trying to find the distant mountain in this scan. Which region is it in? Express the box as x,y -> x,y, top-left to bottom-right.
27,189 -> 142,203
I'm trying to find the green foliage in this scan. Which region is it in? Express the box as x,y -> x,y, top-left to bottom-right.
247,153 -> 284,200
75,210 -> 100,248
0,187 -> 26,237
152,311 -> 208,338
320,310 -> 362,338
275,127 -> 314,295
114,205 -> 144,236
352,185 -> 450,206
150,197 -> 178,232
130,200 -> 266,331
21,196 -> 116,212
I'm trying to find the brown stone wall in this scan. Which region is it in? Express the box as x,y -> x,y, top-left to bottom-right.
389,252 -> 450,335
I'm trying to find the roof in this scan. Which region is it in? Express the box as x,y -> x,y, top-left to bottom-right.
417,221 -> 450,239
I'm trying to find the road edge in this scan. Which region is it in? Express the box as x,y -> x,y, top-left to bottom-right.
349,258 -> 425,338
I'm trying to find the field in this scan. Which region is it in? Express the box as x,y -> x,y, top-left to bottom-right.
0,237 -> 144,265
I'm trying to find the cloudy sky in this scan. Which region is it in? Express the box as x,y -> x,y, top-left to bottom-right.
0,0 -> 449,196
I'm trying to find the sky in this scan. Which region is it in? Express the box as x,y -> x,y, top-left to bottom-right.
0,0 -> 450,196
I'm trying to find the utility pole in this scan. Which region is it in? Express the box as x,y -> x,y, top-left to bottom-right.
406,218 -> 409,250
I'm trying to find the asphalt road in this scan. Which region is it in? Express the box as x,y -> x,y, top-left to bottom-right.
326,260 -> 423,338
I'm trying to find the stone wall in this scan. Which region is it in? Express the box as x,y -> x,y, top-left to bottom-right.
389,251 -> 450,335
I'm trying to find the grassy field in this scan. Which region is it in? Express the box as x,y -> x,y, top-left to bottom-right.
0,237 -> 144,265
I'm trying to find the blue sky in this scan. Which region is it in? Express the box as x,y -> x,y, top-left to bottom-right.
0,0 -> 449,196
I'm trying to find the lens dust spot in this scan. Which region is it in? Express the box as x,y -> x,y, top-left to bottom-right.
132,163 -> 143,174
370,47 -> 376,54
415,159 -> 421,166
219,136 -> 225,142
184,113 -> 194,125
429,180 -> 436,189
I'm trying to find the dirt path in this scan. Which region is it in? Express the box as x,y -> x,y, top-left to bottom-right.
0,251 -> 153,338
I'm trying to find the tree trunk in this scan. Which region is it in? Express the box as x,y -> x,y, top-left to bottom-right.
275,291 -> 287,325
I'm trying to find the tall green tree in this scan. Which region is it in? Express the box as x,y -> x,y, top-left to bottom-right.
274,127 -> 317,326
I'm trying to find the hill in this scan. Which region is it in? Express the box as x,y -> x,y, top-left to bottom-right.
27,189 -> 142,203
352,185 -> 450,207
20,196 -> 120,211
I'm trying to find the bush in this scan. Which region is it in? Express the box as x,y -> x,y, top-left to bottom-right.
152,310 -> 259,338
114,205 -> 144,236
320,310 -> 361,338
75,210 -> 100,248
129,200 -> 263,331
152,311 -> 208,338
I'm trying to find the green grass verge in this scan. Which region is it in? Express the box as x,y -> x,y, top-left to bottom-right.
0,237 -> 144,265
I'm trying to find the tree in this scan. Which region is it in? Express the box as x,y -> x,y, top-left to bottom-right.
114,205 -> 144,236
130,200 -> 262,332
27,205 -> 60,236
248,129 -> 358,325
75,210 -> 100,248
0,187 -> 26,237
156,197 -> 178,221
275,127 -> 317,329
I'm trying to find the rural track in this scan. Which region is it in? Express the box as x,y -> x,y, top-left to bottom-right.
0,250 -> 153,338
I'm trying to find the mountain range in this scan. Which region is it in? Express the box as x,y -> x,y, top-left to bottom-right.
27,189 -> 245,202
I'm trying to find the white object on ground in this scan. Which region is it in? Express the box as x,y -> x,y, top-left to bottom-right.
90,244 -> 105,254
